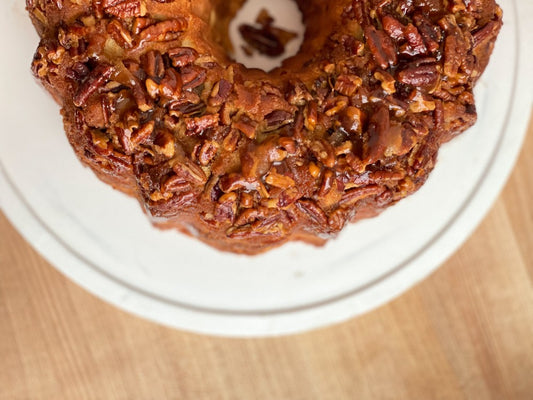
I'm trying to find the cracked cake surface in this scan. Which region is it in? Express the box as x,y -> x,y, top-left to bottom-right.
27,0 -> 502,254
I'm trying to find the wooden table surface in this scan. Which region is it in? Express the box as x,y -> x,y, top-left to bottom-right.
1,112 -> 532,400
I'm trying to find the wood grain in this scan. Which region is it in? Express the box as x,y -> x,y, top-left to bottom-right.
1,113 -> 532,400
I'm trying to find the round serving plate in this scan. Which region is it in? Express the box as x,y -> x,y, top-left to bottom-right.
0,0 -> 531,337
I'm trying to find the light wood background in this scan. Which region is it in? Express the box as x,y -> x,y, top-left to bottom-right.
1,113 -> 532,400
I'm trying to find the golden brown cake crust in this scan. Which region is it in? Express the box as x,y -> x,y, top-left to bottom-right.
27,0 -> 502,254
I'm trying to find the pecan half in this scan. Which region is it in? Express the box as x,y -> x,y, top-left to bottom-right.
296,200 -> 328,227
339,185 -> 384,206
397,63 -> 439,88
138,18 -> 188,43
364,26 -> 398,69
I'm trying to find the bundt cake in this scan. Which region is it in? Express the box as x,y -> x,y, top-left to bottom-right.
27,0 -> 502,254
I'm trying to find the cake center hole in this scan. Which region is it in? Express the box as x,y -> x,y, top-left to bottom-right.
228,0 -> 304,71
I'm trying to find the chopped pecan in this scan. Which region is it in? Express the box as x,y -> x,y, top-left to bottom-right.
287,81 -> 312,106
159,68 -> 182,98
328,208 -> 347,231
374,70 -> 396,94
197,141 -> 219,166
66,62 -> 90,82
219,173 -> 258,193
296,200 -> 328,227
117,120 -> 154,154
409,91 -> 436,113
181,66 -> 207,90
214,193 -> 238,223
413,14 -> 441,53
138,18 -> 188,43
472,21 -> 500,47
185,114 -> 219,136
222,129 -> 241,152
234,116 -> 258,139
310,139 -> 336,168
325,98 -> 348,117
308,162 -> 321,179
73,64 -> 115,107
131,77 -> 153,111
264,168 -> 295,190
168,47 -> 199,67
209,79 -> 232,107
341,106 -> 365,134
154,130 -> 175,158
148,191 -> 197,217
339,185 -> 384,206
304,101 -> 318,131
318,169 -> 335,197
278,137 -> 296,155
141,50 -> 165,80
240,192 -> 255,208
105,0 -> 147,18
364,106 -> 397,164
107,20 -> 133,48
132,17 -> 154,35
334,74 -> 362,97
265,110 -> 294,130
